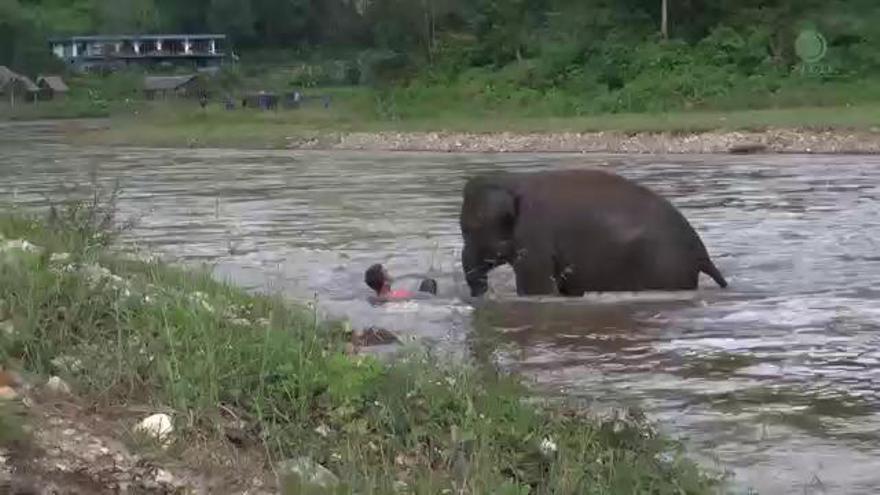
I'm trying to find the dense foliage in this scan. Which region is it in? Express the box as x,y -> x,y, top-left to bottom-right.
3,0 -> 879,114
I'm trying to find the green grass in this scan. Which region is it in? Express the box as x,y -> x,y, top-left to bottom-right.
0,188 -> 722,493
0,100 -> 111,121
5,72 -> 880,149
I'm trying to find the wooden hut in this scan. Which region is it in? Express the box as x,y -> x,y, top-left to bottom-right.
0,66 -> 15,88
143,74 -> 203,100
36,75 -> 70,101
0,66 -> 39,106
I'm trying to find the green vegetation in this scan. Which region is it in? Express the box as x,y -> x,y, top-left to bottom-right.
3,0 -> 880,126
0,187 -> 722,493
76,96 -> 880,150
0,70 -> 152,121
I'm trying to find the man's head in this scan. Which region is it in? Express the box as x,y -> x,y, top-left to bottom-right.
365,264 -> 390,294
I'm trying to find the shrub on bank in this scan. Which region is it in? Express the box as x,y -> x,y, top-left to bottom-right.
0,190 -> 721,493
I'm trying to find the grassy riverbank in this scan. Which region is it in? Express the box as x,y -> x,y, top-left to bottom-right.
69,96 -> 880,154
0,190 -> 721,493
5,78 -> 879,153
42,76 -> 874,153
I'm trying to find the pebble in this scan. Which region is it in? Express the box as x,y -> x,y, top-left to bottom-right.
45,376 -> 72,395
276,457 -> 339,494
49,252 -> 71,263
0,320 -> 13,336
155,468 -> 176,485
134,413 -> 174,444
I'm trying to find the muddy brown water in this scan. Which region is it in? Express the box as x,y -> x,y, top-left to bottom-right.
3,121 -> 880,494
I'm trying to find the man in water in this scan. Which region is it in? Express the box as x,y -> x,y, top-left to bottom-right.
365,263 -> 437,303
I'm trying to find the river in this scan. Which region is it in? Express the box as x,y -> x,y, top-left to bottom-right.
3,121 -> 880,494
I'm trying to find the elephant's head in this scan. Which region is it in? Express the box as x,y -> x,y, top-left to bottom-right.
459,175 -> 520,297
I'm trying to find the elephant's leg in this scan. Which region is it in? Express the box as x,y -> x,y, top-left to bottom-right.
552,232 -> 649,294
552,255 -> 584,297
461,244 -> 492,297
511,246 -> 557,296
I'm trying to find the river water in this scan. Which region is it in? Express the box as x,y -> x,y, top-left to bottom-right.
3,121 -> 880,494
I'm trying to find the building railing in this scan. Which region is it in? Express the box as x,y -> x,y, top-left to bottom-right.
50,35 -> 227,61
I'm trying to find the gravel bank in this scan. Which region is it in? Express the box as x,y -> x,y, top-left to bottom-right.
283,128 -> 880,154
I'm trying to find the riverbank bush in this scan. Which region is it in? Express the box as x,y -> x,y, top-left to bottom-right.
0,188 -> 722,493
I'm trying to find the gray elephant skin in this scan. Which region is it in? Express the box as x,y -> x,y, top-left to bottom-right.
459,169 -> 728,297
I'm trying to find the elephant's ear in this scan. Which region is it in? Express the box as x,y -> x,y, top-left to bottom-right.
483,185 -> 519,232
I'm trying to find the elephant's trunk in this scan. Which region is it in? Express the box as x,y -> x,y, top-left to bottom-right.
462,244 -> 491,297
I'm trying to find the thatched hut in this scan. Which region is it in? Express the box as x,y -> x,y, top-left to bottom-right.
36,75 -> 70,100
0,66 -> 39,106
143,74 -> 204,100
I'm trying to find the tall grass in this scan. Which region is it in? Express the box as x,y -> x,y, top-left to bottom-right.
0,188 -> 722,493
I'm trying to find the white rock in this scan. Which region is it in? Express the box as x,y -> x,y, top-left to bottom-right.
539,437 -> 558,457
45,376 -> 72,395
154,468 -> 176,485
134,413 -> 174,444
50,252 -> 71,263
0,320 -> 14,336
276,457 -> 339,494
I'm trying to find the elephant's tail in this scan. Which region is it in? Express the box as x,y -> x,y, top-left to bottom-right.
700,259 -> 728,288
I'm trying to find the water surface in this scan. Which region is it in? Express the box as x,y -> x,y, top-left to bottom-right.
3,121 -> 880,494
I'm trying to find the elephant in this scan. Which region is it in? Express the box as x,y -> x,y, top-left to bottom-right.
458,169 -> 728,297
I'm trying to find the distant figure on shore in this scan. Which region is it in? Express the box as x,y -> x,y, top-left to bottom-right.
365,263 -> 437,303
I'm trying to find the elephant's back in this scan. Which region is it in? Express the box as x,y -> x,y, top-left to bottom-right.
521,169 -> 705,249
519,169 -> 670,214
517,169 -> 657,198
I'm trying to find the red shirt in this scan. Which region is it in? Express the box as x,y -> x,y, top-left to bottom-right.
388,289 -> 415,299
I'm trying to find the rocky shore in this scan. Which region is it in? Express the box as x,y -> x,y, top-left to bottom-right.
283,128 -> 880,154
0,377 -> 274,495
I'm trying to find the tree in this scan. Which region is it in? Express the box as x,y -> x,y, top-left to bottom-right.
208,0 -> 255,43
251,0 -> 310,45
98,0 -> 160,33
661,0 -> 668,39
